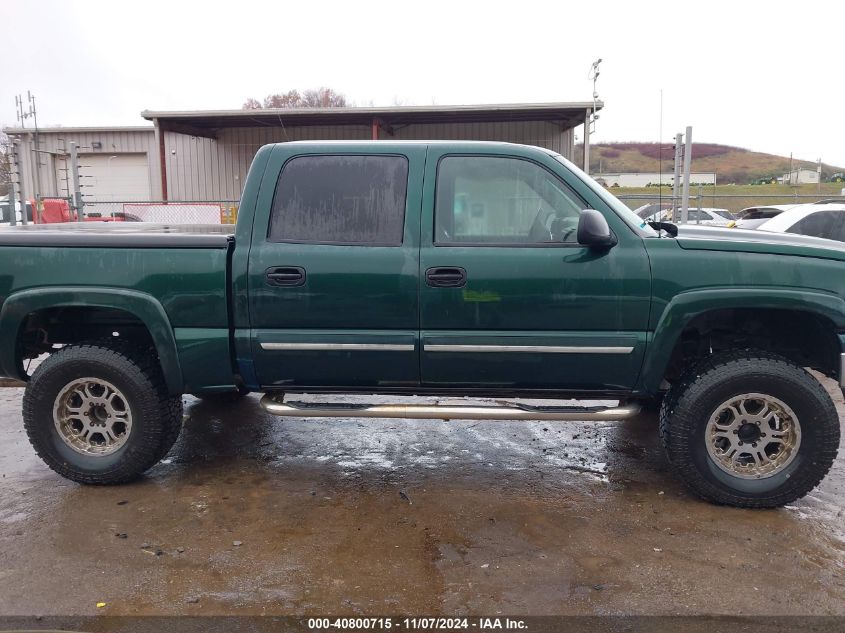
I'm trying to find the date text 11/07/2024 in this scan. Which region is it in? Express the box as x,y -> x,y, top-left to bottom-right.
306,617 -> 528,630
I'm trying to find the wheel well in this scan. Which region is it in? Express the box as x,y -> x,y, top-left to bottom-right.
19,306 -> 155,375
663,308 -> 840,385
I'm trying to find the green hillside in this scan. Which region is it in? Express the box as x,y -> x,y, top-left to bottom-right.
575,143 -> 844,185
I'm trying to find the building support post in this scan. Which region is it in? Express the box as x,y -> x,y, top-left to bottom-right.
7,144 -> 18,227
154,119 -> 168,201
582,109 -> 591,174
69,142 -> 84,222
371,118 -> 379,141
680,126 -> 693,223
17,144 -> 28,225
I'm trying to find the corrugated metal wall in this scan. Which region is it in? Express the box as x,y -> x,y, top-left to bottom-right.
10,121 -> 575,203
9,128 -> 159,200
164,121 -> 574,201
164,125 -> 372,201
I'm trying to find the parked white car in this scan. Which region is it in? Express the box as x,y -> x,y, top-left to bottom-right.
732,204 -> 799,229
756,203 -> 845,242
643,207 -> 736,227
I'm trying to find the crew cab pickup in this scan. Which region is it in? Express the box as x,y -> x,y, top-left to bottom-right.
1,141 -> 842,508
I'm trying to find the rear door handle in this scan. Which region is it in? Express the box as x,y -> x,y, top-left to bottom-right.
265,266 -> 306,287
425,266 -> 467,288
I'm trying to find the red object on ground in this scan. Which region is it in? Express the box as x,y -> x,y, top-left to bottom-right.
34,199 -> 125,224
38,199 -> 75,223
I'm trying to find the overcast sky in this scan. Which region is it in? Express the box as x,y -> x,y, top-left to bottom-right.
2,0 -> 843,165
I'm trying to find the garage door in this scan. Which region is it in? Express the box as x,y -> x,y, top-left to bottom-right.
79,153 -> 151,201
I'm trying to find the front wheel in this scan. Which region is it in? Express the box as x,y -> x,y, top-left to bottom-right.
22,343 -> 183,484
659,350 -> 840,508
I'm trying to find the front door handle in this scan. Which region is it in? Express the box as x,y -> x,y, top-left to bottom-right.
265,266 -> 306,287
425,266 -> 467,288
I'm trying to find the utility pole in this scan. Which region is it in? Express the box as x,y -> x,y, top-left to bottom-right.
671,133 -> 683,222
69,142 -> 84,222
584,58 -> 602,176
680,126 -> 693,223
15,92 -> 41,200
583,109 -> 591,174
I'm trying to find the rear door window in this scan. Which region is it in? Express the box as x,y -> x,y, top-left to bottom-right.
788,211 -> 845,241
269,155 -> 408,245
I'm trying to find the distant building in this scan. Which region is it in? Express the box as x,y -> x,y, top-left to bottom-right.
779,168 -> 820,185
597,172 -> 717,188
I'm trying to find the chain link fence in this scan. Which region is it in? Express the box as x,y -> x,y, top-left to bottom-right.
31,199 -> 240,225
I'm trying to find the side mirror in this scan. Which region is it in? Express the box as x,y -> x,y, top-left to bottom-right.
577,209 -> 617,248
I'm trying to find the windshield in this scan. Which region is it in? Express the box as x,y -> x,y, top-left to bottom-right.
551,154 -> 658,237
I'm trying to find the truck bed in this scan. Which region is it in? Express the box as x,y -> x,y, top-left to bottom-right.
0,222 -> 234,248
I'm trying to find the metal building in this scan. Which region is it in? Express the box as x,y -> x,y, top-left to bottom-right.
5,102 -> 600,204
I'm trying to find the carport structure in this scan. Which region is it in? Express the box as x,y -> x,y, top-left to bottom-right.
142,102 -> 600,201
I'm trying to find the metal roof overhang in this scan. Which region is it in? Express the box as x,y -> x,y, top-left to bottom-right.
141,102 -> 602,139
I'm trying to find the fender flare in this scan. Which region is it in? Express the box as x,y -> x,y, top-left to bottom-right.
637,287 -> 845,393
0,287 -> 183,394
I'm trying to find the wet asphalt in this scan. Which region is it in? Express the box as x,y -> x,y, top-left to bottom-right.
0,383 -> 843,617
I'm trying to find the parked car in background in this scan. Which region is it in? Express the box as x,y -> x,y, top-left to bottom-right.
0,198 -> 34,225
633,202 -> 672,219
684,207 -> 735,226
640,206 -> 735,227
756,203 -> 845,242
732,204 -> 798,229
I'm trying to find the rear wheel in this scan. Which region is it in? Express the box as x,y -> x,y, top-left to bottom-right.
659,350 -> 839,508
23,343 -> 183,484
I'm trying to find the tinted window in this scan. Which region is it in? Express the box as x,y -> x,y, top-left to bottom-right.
435,156 -> 586,244
269,155 -> 408,245
740,208 -> 781,220
788,211 -> 845,241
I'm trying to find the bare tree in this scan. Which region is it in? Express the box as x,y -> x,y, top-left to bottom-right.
300,87 -> 347,108
242,87 -> 348,109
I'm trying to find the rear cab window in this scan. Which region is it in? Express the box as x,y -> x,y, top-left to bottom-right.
269,154 -> 409,245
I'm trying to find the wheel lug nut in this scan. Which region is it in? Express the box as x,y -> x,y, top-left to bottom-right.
752,442 -> 757,448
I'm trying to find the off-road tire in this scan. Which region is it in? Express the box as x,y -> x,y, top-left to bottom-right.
79,339 -> 183,461
659,349 -> 840,508
22,343 -> 183,484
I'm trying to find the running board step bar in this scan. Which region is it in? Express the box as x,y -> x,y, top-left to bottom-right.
260,395 -> 640,422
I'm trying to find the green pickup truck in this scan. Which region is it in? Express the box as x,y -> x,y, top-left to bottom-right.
0,141 -> 841,508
